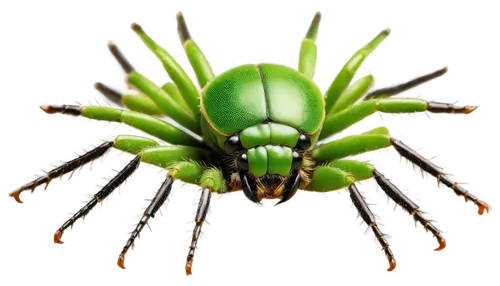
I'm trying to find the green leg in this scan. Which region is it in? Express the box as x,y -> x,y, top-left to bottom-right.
132,23 -> 200,117
330,66 -> 450,115
176,12 -> 215,89
319,98 -> 478,140
104,43 -> 192,121
313,127 -> 391,162
40,105 -> 203,147
329,75 -> 373,114
161,82 -> 190,112
307,160 -> 399,273
128,72 -> 200,134
306,159 -> 376,192
298,12 -> 321,79
324,29 -> 390,116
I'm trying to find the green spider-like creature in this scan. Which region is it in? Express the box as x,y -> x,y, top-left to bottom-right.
9,12 -> 490,275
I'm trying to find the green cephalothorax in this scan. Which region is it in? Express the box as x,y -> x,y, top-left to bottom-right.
9,11 -> 489,276
201,63 -> 325,137
200,64 -> 322,203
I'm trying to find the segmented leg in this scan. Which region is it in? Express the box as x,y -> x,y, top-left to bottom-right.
373,169 -> 446,251
313,126 -> 391,162
185,186 -> 211,275
94,82 -> 123,106
54,155 -> 141,244
348,184 -> 396,272
9,141 -> 114,203
320,98 -> 477,140
298,12 -> 321,79
324,29 -> 390,115
364,67 -> 448,101
132,22 -> 200,116
108,41 -> 135,74
305,165 -> 394,270
118,175 -> 174,269
331,67 -> 447,115
391,138 -> 489,215
40,104 -> 202,147
176,12 -> 215,89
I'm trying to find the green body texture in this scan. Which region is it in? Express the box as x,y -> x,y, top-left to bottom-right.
240,123 -> 299,149
247,145 -> 294,177
10,11 -> 487,276
201,63 -> 324,137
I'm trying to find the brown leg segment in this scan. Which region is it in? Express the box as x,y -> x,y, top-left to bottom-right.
391,138 -> 489,215
185,186 -> 211,275
373,169 -> 446,251
348,184 -> 396,272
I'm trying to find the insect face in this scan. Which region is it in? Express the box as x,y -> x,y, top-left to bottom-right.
223,123 -> 312,203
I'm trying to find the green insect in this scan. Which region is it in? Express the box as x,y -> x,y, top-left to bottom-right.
9,11 -> 490,275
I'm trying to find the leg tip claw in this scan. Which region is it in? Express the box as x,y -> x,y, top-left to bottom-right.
182,262 -> 194,278
384,257 -> 401,274
476,200 -> 490,215
7,188 -> 26,206
54,229 -> 64,244
432,235 -> 448,254
113,254 -> 128,272
464,106 -> 478,114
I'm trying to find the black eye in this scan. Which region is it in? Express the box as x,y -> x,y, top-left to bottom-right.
291,151 -> 302,170
296,134 -> 311,150
237,153 -> 249,170
224,135 -> 242,153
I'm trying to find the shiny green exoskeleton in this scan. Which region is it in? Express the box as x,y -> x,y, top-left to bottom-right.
9,11 -> 489,276
201,63 -> 324,203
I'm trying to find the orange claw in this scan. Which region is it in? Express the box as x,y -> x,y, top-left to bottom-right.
182,261 -> 194,278
384,256 -> 401,274
113,253 -> 128,272
476,200 -> 490,215
432,234 -> 448,254
54,229 -> 64,244
8,187 -> 26,206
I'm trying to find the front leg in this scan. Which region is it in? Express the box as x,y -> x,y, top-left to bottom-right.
317,98 -> 479,145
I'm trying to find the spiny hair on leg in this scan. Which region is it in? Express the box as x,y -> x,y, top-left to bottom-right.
349,185 -> 394,248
